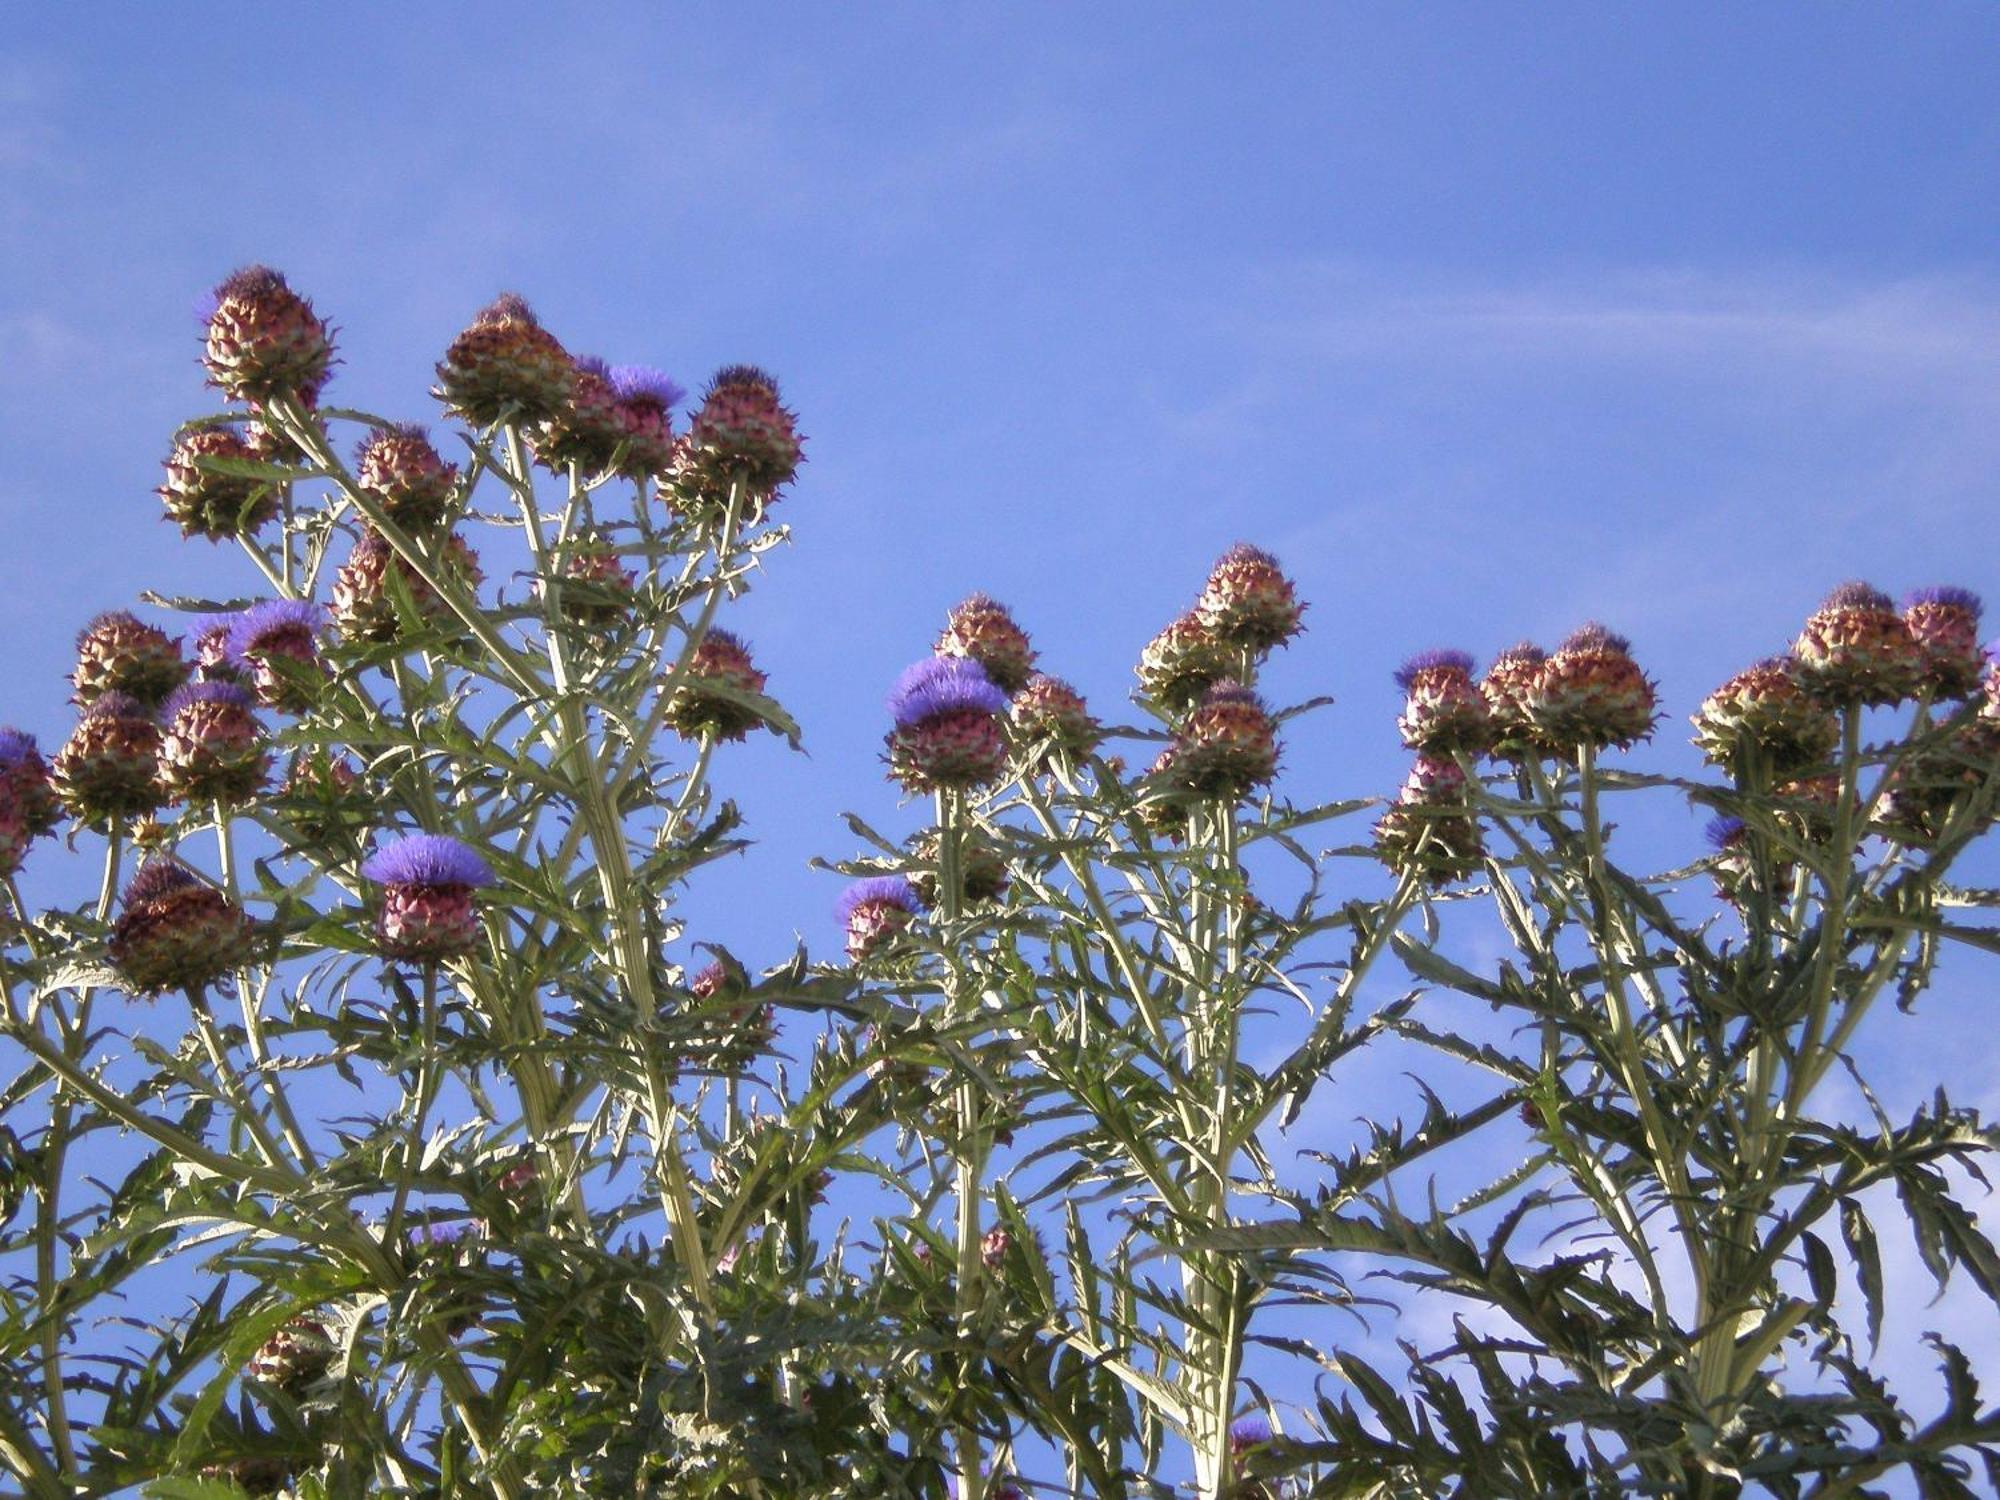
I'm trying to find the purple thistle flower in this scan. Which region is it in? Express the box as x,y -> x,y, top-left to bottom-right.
1558,622 -> 1632,656
361,833 -> 495,890
162,680 -> 256,718
1821,580 -> 1894,613
0,729 -> 39,766
886,657 -> 1007,728
122,859 -> 204,908
611,365 -> 685,409
836,874 -> 919,925
1906,585 -> 1983,615
226,599 -> 320,660
574,354 -> 613,382
1395,648 -> 1476,689
708,364 -> 781,398
1705,815 -> 1746,849
80,691 -> 153,723
1230,1416 -> 1273,1451
406,1218 -> 481,1248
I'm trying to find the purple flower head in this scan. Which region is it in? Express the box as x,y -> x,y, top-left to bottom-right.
1558,622 -> 1632,656
707,364 -> 781,399
227,600 -> 320,660
362,834 -> 496,891
214,265 -> 290,303
1821,581 -> 1893,613
1230,1417 -> 1273,1451
573,354 -> 612,382
162,680 -> 256,719
80,691 -> 152,724
836,875 -> 919,926
1491,641 -> 1547,669
122,859 -> 202,909
611,364 -> 686,410
1199,680 -> 1267,712
1705,815 -> 1746,850
351,421 -> 431,466
886,657 -> 1007,729
1906,586 -> 1983,616
0,729 -> 39,767
1395,648 -> 1476,690
406,1218 -> 481,1249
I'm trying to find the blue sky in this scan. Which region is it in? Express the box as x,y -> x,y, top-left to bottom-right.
5,3 -> 2000,1481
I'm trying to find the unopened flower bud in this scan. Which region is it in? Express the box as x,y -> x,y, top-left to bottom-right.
1137,612 -> 1233,712
1903,587 -> 1986,700
1690,656 -> 1839,778
0,730 -> 62,838
355,424 -> 458,531
1793,582 -> 1922,707
72,611 -> 188,709
936,594 -> 1036,693
1165,682 -> 1279,798
1374,755 -> 1484,886
159,425 -> 277,541
331,531 -> 484,645
1396,649 -> 1492,756
433,293 -> 574,427
909,828 -> 1010,908
1196,544 -> 1304,653
108,860 -> 256,996
53,694 -> 163,825
663,629 -> 771,741
157,681 -> 267,806
245,1316 -> 335,1393
1009,673 -> 1102,766
201,265 -> 334,404
1525,624 -> 1658,753
1480,642 -> 1548,759
532,356 -> 627,474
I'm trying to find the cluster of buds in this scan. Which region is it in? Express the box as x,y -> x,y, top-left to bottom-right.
354,424 -> 458,531
668,365 -> 804,509
433,293 -> 575,427
908,828 -> 1011,908
1792,582 -> 1923,707
226,601 -> 324,712
838,875 -> 921,964
1690,657 -> 1839,778
72,611 -> 188,708
245,1316 -> 336,1394
1704,815 -> 1797,906
1153,682 -> 1280,799
53,693 -> 163,825
662,629 -> 770,741
157,681 -> 268,806
360,833 -> 496,963
331,531 -> 484,644
1396,650 -> 1492,756
1902,587 -> 1987,699
158,424 -> 278,541
1010,672 -> 1102,768
1374,756 -> 1485,887
1522,624 -> 1659,754
543,535 -> 638,628
107,860 -> 256,996
935,594 -> 1037,694
885,657 -> 1010,794
201,265 -> 334,406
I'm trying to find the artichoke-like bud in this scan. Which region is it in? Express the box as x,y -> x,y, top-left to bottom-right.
281,749 -> 365,841
0,730 -> 63,838
838,875 -> 920,964
543,536 -> 637,627
1793,582 -> 1923,708
610,365 -> 683,478
1374,755 -> 1485,887
1704,815 -> 1797,906
1774,772 -> 1842,844
202,265 -> 334,404
663,629 -> 771,742
1524,625 -> 1658,754
1690,656 -> 1839,777
1480,642 -> 1549,759
685,954 -> 774,1071
355,424 -> 458,531
157,681 -> 268,806
226,600 -> 324,713
1165,682 -> 1279,798
199,1457 -> 291,1496
1396,649 -> 1493,756
908,828 -> 1010,908
108,860 -> 256,996
330,531 -> 483,644
190,616 -> 246,685
158,425 -> 277,540
935,593 -> 1036,694
1881,717 -> 2000,846
245,1316 -> 335,1393
1903,587 -> 1986,700
72,611 -> 188,709
1228,1419 -> 1278,1500
361,834 -> 496,963
1009,673 -> 1102,766
0,784 -> 29,879
532,355 -> 627,475
885,658 -> 1010,793
243,402 -> 310,465
1195,543 -> 1305,654
1137,611 -> 1234,712
673,365 -> 804,502
53,694 -> 163,825
433,292 -> 575,427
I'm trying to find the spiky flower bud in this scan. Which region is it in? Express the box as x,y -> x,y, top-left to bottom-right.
331,531 -> 484,644
158,425 -> 277,541
1793,582 -> 1922,707
1164,682 -> 1279,798
1396,649 -> 1492,755
1480,642 -> 1549,758
543,536 -> 637,627
190,616 -> 245,684
157,681 -> 267,806
202,265 -> 334,404
838,875 -> 920,963
226,600 -> 323,712
0,730 -> 62,838
885,658 -> 1010,793
433,293 -> 574,427
1690,657 -> 1839,777
355,424 -> 458,531
663,629 -> 770,741
610,365 -> 683,478
1009,673 -> 1102,766
1196,544 -> 1305,653
532,355 -> 627,474
936,594 -> 1036,694
909,828 -> 1010,908
1704,815 -> 1797,905
108,860 -> 256,996
243,403 -> 309,465
245,1316 -> 335,1393
72,611 -> 188,709
361,834 -> 496,963
1525,625 -> 1658,753
1374,755 -> 1485,887
52,694 -> 162,824
1137,611 -> 1234,711
1903,587 -> 1986,700
674,365 -> 804,501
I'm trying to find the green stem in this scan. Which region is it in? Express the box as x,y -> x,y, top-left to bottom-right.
940,788 -> 988,1500
215,801 -> 315,1166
